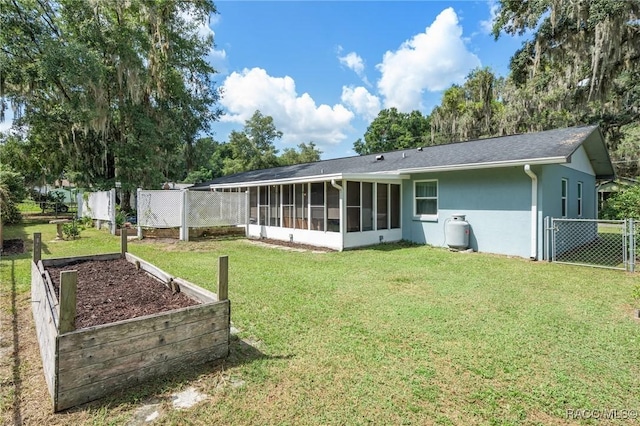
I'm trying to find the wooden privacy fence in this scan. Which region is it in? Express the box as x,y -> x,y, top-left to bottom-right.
31,231 -> 231,411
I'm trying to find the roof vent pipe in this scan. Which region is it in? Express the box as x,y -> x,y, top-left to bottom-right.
402,152 -> 406,158
376,155 -> 384,161
417,147 -> 423,152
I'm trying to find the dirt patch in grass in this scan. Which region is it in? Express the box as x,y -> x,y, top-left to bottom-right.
1,239 -> 25,256
46,258 -> 197,328
247,238 -> 335,252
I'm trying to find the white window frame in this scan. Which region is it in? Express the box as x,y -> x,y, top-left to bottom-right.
577,181 -> 583,217
414,180 -> 438,221
561,178 -> 568,218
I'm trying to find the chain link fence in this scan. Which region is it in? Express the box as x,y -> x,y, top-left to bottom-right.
547,217 -> 636,271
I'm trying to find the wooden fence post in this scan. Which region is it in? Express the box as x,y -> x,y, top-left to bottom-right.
33,232 -> 42,264
59,270 -> 77,334
217,256 -> 228,301
121,228 -> 128,257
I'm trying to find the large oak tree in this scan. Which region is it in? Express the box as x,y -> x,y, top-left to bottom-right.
1,0 -> 221,206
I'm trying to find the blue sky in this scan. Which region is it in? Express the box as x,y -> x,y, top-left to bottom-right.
206,1 -> 525,159
0,1 -> 527,160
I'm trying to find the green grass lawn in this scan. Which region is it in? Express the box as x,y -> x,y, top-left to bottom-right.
2,223 -> 639,425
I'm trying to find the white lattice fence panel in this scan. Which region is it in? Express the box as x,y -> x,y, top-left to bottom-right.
138,190 -> 182,227
187,192 -> 246,227
84,191 -> 112,221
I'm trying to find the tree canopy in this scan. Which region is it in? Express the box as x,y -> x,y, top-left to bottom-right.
222,110 -> 282,175
353,108 -> 431,155
1,0 -> 221,196
280,142 -> 322,166
489,0 -> 640,177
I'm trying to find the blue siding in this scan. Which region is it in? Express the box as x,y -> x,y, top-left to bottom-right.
402,167 -> 533,258
538,164 -> 598,258
538,164 -> 597,219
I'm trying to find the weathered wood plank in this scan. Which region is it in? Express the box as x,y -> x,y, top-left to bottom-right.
58,329 -> 229,391
33,232 -> 42,263
31,261 -> 58,403
58,313 -> 229,371
58,271 -> 77,334
58,300 -> 230,351
55,343 -> 229,411
41,253 -> 122,267
172,277 -> 218,303
42,270 -> 59,309
120,228 -> 128,257
217,256 -> 229,301
124,253 -> 172,284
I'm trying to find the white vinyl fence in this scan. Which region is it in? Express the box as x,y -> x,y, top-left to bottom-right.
137,189 -> 248,240
81,189 -> 117,234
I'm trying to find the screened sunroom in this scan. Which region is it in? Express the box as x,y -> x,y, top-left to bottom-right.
216,178 -> 403,251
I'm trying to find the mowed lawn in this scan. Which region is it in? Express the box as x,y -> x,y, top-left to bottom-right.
1,223 -> 639,425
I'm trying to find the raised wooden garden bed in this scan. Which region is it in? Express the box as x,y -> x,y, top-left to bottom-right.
30,231 -> 231,412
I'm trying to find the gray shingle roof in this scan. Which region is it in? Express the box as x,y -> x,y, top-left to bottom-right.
192,125 -> 614,188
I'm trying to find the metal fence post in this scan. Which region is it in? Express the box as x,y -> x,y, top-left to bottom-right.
629,218 -> 635,273
544,216 -> 550,261
136,188 -> 142,239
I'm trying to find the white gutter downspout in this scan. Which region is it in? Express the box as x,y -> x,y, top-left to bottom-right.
524,165 -> 538,260
331,179 -> 344,250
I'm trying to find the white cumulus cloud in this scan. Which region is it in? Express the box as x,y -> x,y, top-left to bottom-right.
339,52 -> 365,76
338,50 -> 371,86
376,7 -> 481,112
480,0 -> 500,34
220,67 -> 354,146
341,86 -> 380,122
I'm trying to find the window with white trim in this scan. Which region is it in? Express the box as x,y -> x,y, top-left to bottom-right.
346,181 -> 361,232
414,180 -> 438,219
377,183 -> 388,230
310,182 -> 325,231
561,179 -> 568,217
259,186 -> 268,225
577,181 -> 583,217
282,184 -> 294,228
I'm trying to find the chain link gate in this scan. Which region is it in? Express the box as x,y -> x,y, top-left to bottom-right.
546,217 -> 636,271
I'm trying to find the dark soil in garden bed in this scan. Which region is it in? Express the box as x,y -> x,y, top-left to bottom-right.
47,258 -> 198,329
1,239 -> 25,255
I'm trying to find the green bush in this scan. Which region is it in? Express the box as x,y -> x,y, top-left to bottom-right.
62,220 -> 81,239
0,168 -> 26,224
601,185 -> 640,220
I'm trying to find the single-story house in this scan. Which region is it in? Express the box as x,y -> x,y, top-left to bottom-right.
192,125 -> 614,259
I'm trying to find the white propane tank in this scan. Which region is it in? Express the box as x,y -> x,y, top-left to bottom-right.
445,214 -> 470,250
